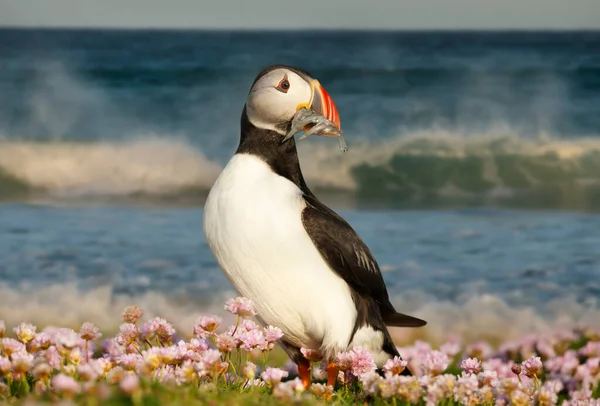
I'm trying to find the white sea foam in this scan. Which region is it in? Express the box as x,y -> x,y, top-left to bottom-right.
1,283 -> 598,345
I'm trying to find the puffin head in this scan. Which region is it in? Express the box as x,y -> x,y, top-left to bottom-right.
245,65 -> 341,138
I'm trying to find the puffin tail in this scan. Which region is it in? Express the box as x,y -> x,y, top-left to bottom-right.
383,312 -> 427,328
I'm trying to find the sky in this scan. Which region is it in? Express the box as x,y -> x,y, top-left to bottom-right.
0,0 -> 599,30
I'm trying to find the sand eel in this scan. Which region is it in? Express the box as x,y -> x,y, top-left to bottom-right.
203,65 -> 426,388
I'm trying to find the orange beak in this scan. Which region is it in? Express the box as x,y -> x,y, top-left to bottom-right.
303,80 -> 341,136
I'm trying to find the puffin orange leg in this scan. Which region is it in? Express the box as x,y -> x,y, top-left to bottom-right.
298,358 -> 311,389
326,362 -> 338,387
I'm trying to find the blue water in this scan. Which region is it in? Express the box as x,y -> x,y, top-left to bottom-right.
0,29 -> 599,340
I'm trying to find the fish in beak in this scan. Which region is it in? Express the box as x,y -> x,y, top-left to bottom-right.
283,80 -> 347,152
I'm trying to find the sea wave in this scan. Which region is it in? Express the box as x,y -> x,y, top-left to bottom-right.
0,282 -> 598,346
2,133 -> 600,208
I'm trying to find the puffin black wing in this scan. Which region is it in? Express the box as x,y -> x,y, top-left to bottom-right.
301,194 -> 426,328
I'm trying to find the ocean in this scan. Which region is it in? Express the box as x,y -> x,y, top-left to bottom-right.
0,29 -> 599,342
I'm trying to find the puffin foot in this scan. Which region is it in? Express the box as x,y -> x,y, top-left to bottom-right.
326,362 -> 338,387
297,359 -> 311,389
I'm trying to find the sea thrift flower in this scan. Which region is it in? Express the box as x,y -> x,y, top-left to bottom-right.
193,316 -> 222,338
511,363 -> 522,375
273,378 -> 304,401
78,363 -> 100,382
215,333 -> 236,352
122,305 -> 143,324
79,322 -> 101,341
1,338 -> 25,356
336,347 -> 376,378
14,322 -> 37,344
511,389 -> 530,406
264,326 -> 284,348
52,373 -> 81,397
261,367 -> 289,385
310,383 -> 334,398
423,350 -> 450,375
176,360 -> 197,384
239,329 -> 267,352
119,373 -> 140,395
195,349 -> 223,376
461,357 -> 482,374
44,346 -> 62,370
55,328 -> 82,349
0,357 -> 11,375
187,338 -> 208,353
242,361 -> 257,380
142,317 -> 175,343
301,347 -> 323,362
360,371 -> 383,396
454,373 -> 479,404
522,356 -> 543,378
224,297 -> 256,317
383,356 -> 408,375
116,323 -> 140,347
32,361 -> 53,381
29,332 -> 52,352
119,353 -> 142,371
11,352 -> 34,374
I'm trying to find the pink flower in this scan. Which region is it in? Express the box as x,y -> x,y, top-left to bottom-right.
122,306 -> 143,324
52,373 -> 80,397
77,363 -> 100,382
195,349 -> 223,376
461,357 -> 482,374
0,357 -> 11,375
239,329 -> 267,352
11,352 -> 34,374
216,333 -> 237,352
522,356 -> 543,378
119,353 -> 142,371
55,328 -> 83,349
116,323 -> 140,347
261,367 -> 289,385
102,339 -> 124,358
1,338 -> 25,356
193,316 -> 222,338
224,297 -> 256,317
383,356 -> 408,376
14,323 -> 37,344
44,346 -> 62,370
119,373 -> 140,394
29,332 -> 52,352
301,347 -> 323,362
264,326 -> 284,347
141,317 -> 175,342
454,373 -> 479,404
187,338 -> 208,353
79,322 -> 102,341
422,350 -> 449,376
336,347 -> 376,378
32,361 -> 53,381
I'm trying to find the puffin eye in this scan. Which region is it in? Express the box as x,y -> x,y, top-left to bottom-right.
276,77 -> 291,93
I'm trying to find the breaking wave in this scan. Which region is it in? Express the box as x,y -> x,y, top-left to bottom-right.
2,132 -> 600,209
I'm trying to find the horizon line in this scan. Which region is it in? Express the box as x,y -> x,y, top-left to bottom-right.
1,25 -> 600,32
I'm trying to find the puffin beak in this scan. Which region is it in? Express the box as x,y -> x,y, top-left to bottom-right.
298,80 -> 341,136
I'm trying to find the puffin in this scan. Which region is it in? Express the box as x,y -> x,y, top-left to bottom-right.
203,65 -> 426,388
